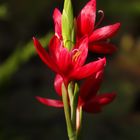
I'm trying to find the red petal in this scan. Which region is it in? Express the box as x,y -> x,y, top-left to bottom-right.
77,0 -> 96,38
71,57 -> 106,80
89,42 -> 117,54
79,70 -> 104,103
82,93 -> 116,113
36,96 -> 63,108
53,8 -> 62,39
96,93 -> 116,105
73,37 -> 88,68
33,37 -> 58,72
54,74 -> 63,96
49,35 -> 62,61
89,23 -> 121,42
58,47 -> 72,75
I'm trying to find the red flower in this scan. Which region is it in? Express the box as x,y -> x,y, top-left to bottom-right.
78,70 -> 116,113
33,35 -> 106,84
76,0 -> 120,54
53,0 -> 120,54
36,71 -> 115,113
54,71 -> 116,113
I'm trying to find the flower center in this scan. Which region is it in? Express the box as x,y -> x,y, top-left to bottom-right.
72,49 -> 81,62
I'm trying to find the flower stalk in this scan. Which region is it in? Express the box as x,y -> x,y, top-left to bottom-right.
62,83 -> 79,140
33,0 -> 120,139
71,83 -> 79,130
62,83 -> 74,139
76,106 -> 83,139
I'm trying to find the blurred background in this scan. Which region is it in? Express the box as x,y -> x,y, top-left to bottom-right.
0,0 -> 140,139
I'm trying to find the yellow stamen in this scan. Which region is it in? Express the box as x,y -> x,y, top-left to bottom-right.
72,51 -> 81,62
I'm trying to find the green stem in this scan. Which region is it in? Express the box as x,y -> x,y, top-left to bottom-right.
71,103 -> 76,130
69,136 -> 77,140
68,82 -> 76,129
62,83 -> 76,140
71,83 -> 79,131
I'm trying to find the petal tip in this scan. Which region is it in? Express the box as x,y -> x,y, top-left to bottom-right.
35,96 -> 64,108
101,57 -> 106,66
99,93 -> 117,105
32,36 -> 36,42
116,22 -> 121,27
114,22 -> 121,30
36,96 -> 42,102
32,37 -> 39,46
53,8 -> 61,20
53,8 -> 61,15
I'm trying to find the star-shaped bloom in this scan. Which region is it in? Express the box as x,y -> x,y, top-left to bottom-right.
33,35 -> 106,85
53,0 -> 120,54
78,70 -> 116,113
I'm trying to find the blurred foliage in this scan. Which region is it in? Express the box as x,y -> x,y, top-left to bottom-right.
0,0 -> 140,140
103,1 -> 140,15
0,4 -> 8,19
0,32 -> 53,86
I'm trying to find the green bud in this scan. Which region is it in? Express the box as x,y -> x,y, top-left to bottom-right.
62,0 -> 75,50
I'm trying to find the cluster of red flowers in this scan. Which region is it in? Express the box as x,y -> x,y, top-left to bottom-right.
33,0 -> 120,113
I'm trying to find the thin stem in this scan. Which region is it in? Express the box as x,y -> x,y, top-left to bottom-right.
71,104 -> 76,130
76,106 -> 83,139
68,82 -> 76,129
70,136 -> 77,140
62,83 -> 76,140
71,83 -> 79,131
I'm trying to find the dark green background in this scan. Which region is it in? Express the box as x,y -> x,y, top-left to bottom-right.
0,0 -> 140,139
